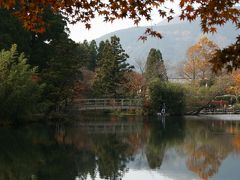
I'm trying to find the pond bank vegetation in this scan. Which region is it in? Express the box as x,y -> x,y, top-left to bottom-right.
0,9 -> 240,125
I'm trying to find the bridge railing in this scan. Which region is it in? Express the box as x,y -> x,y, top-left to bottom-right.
72,98 -> 143,110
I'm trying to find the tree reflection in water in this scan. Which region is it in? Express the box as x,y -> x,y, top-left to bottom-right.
0,117 -> 240,179
145,117 -> 185,169
183,119 -> 240,180
186,145 -> 223,180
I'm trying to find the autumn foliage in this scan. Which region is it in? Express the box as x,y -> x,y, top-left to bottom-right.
0,1 -> 239,71
0,1 -> 239,36
210,36 -> 240,72
182,36 -> 219,82
125,71 -> 146,97
225,70 -> 240,96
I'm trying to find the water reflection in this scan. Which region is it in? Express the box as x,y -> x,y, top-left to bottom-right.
183,119 -> 240,180
1,116 -> 240,179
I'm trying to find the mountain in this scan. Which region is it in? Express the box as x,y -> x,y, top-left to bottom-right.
95,18 -> 239,77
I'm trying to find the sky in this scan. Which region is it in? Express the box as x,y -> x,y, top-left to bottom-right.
69,1 -> 181,43
69,13 -> 160,43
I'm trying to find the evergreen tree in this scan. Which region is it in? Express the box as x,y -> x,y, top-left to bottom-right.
97,41 -> 106,63
88,40 -> 98,71
29,8 -> 68,70
41,36 -> 82,111
76,40 -> 97,71
93,36 -> 133,97
144,48 -> 168,83
0,9 -> 85,112
0,9 -> 32,56
0,8 -> 69,70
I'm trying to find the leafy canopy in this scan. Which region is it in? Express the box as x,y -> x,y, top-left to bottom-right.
0,45 -> 44,121
0,1 -> 239,35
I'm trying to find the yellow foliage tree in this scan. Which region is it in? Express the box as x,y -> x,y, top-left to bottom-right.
183,36 -> 219,84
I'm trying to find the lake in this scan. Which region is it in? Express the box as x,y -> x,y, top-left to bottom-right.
1,115 -> 240,180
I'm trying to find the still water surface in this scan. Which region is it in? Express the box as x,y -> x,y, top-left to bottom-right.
1,115 -> 240,180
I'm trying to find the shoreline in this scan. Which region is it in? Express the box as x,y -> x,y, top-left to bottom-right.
185,114 -> 240,121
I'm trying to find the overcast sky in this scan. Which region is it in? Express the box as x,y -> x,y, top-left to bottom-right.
69,14 -> 160,42
69,1 -> 181,42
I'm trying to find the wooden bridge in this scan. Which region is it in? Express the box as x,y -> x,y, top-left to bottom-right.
70,98 -> 143,111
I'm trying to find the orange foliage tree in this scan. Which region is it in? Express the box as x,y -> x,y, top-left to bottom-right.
125,71 -> 146,98
183,36 -> 219,83
222,70 -> 240,96
0,0 -> 239,36
230,70 -> 240,96
73,68 -> 95,99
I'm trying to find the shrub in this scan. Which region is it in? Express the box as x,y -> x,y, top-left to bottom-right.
238,96 -> 240,103
233,103 -> 240,112
0,45 -> 44,122
183,84 -> 222,113
148,80 -> 185,115
215,95 -> 237,105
